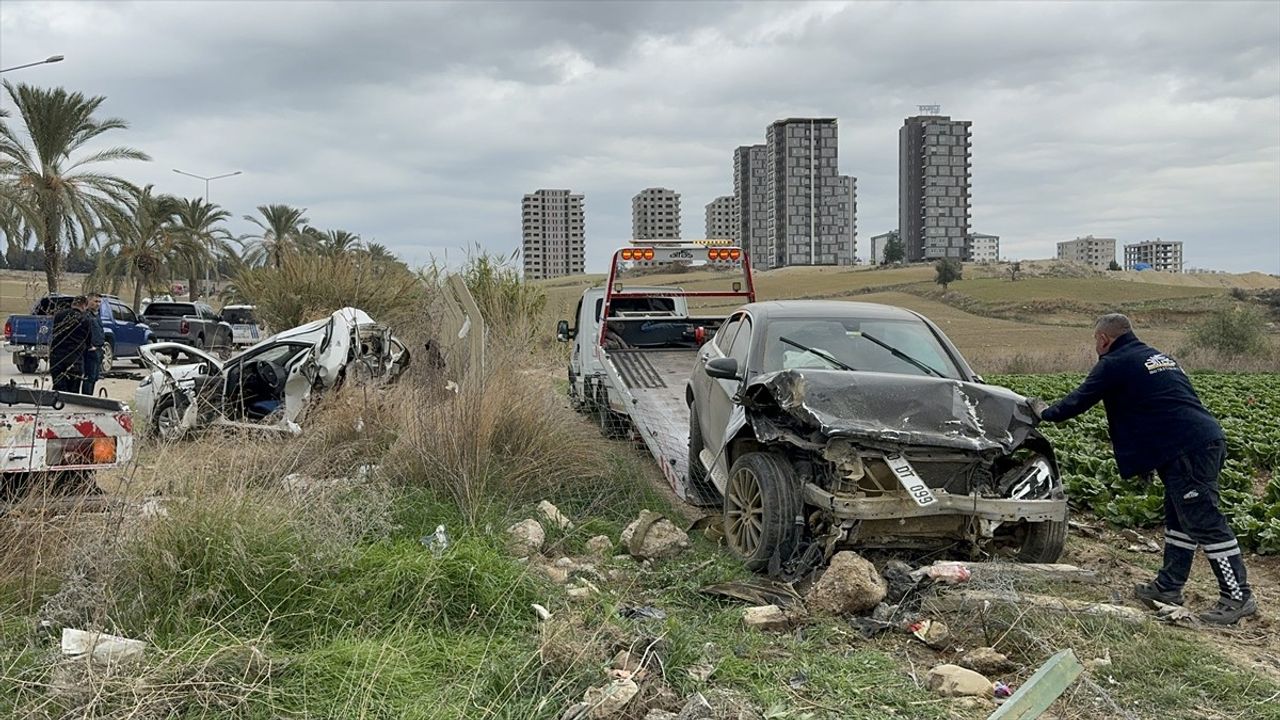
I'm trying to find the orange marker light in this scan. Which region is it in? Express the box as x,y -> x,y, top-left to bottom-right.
642,247 -> 655,261
620,249 -> 634,261
728,248 -> 742,260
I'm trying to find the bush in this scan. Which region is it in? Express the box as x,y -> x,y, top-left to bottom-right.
230,252 -> 426,331
934,257 -> 962,290
1188,305 -> 1270,357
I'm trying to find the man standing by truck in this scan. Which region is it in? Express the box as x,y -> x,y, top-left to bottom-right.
1031,313 -> 1255,625
50,296 -> 91,393
81,294 -> 105,395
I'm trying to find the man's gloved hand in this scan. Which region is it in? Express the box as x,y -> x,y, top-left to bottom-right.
1026,397 -> 1050,424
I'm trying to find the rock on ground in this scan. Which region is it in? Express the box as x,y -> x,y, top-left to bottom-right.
538,500 -> 575,530
506,519 -> 545,557
621,511 -> 690,560
806,551 -> 887,615
925,664 -> 993,698
742,604 -> 795,631
960,646 -> 1014,675
586,535 -> 614,557
583,677 -> 639,718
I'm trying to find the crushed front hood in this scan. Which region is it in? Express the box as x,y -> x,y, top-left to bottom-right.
740,369 -> 1037,454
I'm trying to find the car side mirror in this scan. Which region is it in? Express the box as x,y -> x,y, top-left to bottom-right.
556,320 -> 575,342
705,357 -> 740,381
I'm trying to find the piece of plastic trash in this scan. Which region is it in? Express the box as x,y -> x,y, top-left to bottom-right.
61,628 -> 146,665
910,561 -> 972,584
532,604 -> 553,621
419,524 -> 450,554
993,681 -> 1013,698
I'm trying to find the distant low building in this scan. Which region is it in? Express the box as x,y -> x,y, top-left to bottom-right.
1124,238 -> 1183,273
967,233 -> 999,263
1057,235 -> 1116,271
869,230 -> 899,265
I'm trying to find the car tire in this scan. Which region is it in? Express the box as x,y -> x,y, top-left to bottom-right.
723,451 -> 803,573
152,394 -> 189,442
196,334 -> 206,350
597,398 -> 630,440
99,342 -> 114,375
15,354 -> 39,374
1015,515 -> 1068,563
686,403 -> 720,506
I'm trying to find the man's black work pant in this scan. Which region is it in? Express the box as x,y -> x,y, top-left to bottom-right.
1155,439 -> 1251,603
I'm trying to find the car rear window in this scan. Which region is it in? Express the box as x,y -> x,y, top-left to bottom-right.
222,308 -> 256,324
34,296 -> 75,315
143,303 -> 198,318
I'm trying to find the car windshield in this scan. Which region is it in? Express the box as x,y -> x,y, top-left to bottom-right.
144,303 -> 197,318
222,308 -> 257,324
762,316 -> 962,379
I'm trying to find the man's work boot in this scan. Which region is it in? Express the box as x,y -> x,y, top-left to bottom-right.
1134,581 -> 1184,609
1199,596 -> 1257,625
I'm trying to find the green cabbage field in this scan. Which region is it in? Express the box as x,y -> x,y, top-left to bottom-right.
991,373 -> 1280,554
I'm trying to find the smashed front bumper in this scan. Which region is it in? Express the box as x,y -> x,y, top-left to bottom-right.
803,485 -> 1068,524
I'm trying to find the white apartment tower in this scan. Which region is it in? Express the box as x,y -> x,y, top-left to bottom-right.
521,189 -> 585,280
705,196 -> 735,239
632,188 -> 681,240
968,233 -> 1000,263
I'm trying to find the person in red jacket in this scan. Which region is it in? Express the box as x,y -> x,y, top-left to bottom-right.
1030,313 -> 1255,625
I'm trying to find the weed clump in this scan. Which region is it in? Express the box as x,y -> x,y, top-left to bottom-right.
1188,304 -> 1270,357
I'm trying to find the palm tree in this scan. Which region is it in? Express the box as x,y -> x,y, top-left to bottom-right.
364,241 -> 394,264
0,81 -> 149,292
302,226 -> 361,256
243,204 -> 308,268
99,185 -> 199,310
173,198 -> 235,300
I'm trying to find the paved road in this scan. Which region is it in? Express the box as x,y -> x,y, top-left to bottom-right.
0,352 -> 143,403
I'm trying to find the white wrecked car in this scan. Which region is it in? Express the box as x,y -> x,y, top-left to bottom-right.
135,307 -> 409,440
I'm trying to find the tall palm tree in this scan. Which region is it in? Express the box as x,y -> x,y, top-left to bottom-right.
0,81 -> 149,292
302,226 -> 361,256
99,184 -> 198,310
243,204 -> 308,268
173,197 -> 235,300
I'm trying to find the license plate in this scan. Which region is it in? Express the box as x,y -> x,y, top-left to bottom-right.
884,452 -> 937,507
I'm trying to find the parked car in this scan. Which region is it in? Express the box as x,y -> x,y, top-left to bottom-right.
134,307 -> 410,440
220,304 -> 265,348
4,294 -> 154,374
687,300 -> 1067,575
140,301 -> 233,356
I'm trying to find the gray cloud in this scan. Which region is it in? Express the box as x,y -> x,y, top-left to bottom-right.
2,0 -> 1277,272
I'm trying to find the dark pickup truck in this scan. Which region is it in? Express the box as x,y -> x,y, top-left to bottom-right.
4,294 -> 155,374
140,301 -> 233,355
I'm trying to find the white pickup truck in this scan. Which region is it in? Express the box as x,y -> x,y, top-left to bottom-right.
557,241 -> 755,496
0,381 -> 134,500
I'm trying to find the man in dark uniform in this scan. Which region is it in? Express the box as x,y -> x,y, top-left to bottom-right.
81,294 -> 105,395
1030,313 -> 1255,624
50,296 -> 91,393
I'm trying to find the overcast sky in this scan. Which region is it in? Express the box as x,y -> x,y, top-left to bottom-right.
2,1 -> 1278,273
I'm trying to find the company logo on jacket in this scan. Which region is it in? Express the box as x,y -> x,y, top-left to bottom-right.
1143,353 -> 1180,374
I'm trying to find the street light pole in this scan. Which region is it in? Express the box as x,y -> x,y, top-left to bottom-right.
172,168 -> 243,297
0,55 -> 64,74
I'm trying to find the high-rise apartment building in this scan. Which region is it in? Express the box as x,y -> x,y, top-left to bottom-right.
1125,239 -> 1184,273
733,144 -> 769,263
763,118 -> 855,267
1057,235 -> 1116,271
968,233 -> 1000,263
632,187 -> 681,240
899,109 -> 972,262
705,196 -> 735,239
521,189 -> 584,280
841,175 -> 858,263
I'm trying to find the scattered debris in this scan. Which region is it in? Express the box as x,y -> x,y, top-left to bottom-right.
1085,650 -> 1112,670
622,511 -> 690,560
582,677 -> 639,718
908,619 -> 950,649
61,629 -> 145,665
787,672 -> 808,689
806,551 -> 887,615
507,519 -> 546,558
139,497 -> 168,519
930,589 -> 1150,623
1122,528 -> 1161,553
538,500 -> 575,531
618,605 -> 667,621
880,559 -> 918,604
960,646 -> 1014,675
742,604 -> 798,631
987,649 -> 1083,719
532,604 -> 553,622
674,692 -> 713,719
1068,519 -> 1103,538
849,616 -> 895,638
567,585 -> 594,603
419,524 -> 450,554
925,663 -> 993,697
1152,600 -> 1197,625
993,681 -> 1014,699
586,535 -> 614,557
910,560 -> 972,584
699,579 -> 803,609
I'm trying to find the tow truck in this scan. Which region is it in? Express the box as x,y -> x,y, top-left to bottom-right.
556,240 -> 754,502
